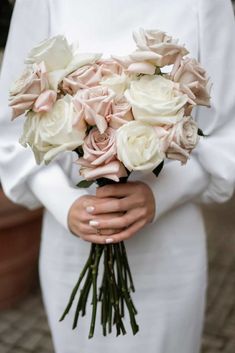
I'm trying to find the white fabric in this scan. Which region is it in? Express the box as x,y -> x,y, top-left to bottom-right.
0,0 -> 235,352
28,162 -> 89,229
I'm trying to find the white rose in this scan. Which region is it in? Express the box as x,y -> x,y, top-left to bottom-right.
20,95 -> 85,163
48,53 -> 102,91
100,72 -> 130,95
25,35 -> 73,71
125,75 -> 188,125
116,121 -> 165,171
25,35 -> 102,90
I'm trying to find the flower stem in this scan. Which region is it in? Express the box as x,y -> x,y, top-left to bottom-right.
59,245 -> 94,322
115,244 -> 139,335
120,241 -> 135,292
89,245 -> 103,339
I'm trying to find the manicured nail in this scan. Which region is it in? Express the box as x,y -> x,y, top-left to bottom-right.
86,206 -> 95,214
89,220 -> 99,227
105,238 -> 113,244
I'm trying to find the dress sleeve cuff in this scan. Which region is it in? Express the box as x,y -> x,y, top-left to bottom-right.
143,156 -> 210,223
27,162 -> 89,231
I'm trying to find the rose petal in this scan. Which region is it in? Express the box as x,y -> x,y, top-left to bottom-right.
127,62 -> 156,75
33,90 -> 57,113
80,161 -> 124,181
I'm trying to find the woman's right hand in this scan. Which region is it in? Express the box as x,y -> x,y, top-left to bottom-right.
68,195 -> 123,244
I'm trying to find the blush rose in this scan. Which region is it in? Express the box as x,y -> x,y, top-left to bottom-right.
166,116 -> 199,164
171,58 -> 211,107
77,127 -> 127,181
9,62 -> 56,119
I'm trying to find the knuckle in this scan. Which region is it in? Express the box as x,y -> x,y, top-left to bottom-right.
141,207 -> 148,218
102,229 -> 114,235
138,197 -> 145,207
115,199 -> 122,210
80,211 -> 89,222
136,182 -> 145,192
106,185 -> 115,194
123,215 -> 131,227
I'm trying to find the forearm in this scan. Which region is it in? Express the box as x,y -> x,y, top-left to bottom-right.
28,163 -> 89,230
139,156 -> 209,222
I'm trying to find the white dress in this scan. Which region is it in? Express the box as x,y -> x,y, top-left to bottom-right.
0,1 -> 235,352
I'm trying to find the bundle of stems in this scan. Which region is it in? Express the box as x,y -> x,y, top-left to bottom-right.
59,177 -> 139,338
59,241 -> 139,338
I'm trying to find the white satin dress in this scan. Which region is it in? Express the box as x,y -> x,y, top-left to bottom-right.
0,1 -> 235,353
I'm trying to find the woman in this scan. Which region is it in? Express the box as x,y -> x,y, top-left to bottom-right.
0,0 -> 235,352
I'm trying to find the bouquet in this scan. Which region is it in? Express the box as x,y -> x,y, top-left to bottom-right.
9,28 -> 211,338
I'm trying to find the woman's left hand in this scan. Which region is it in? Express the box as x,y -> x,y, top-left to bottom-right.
88,182 -> 156,243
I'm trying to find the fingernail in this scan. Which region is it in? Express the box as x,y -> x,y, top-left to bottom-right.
86,206 -> 95,214
105,238 -> 113,244
89,220 -> 99,227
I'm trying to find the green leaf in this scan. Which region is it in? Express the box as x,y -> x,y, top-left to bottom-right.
154,66 -> 162,75
198,128 -> 206,137
74,146 -> 84,157
152,160 -> 164,178
76,180 -> 94,188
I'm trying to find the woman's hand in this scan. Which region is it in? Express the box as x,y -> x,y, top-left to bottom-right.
91,181 -> 156,243
68,195 -> 124,244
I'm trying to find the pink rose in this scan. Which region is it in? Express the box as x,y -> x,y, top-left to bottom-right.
113,29 -> 188,75
97,59 -> 124,76
61,64 -> 100,95
112,55 -> 157,75
33,90 -> 57,113
154,126 -> 171,152
107,96 -> 134,129
171,58 -> 211,107
132,29 -> 188,66
9,62 -> 56,119
73,86 -> 115,133
166,116 -> 199,164
61,59 -> 123,95
77,127 -> 127,181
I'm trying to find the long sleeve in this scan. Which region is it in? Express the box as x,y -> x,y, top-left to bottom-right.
195,0 -> 235,203
0,0 -> 88,230
144,0 -> 235,222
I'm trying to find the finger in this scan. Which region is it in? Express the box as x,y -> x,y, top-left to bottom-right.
89,208 -> 141,229
82,234 -> 113,244
70,226 -> 105,243
78,196 -> 115,212
71,228 -> 118,245
77,209 -> 92,222
99,228 -> 122,235
79,222 -> 122,236
96,183 -> 137,198
78,222 -> 99,235
104,218 -> 146,243
89,195 -> 143,215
